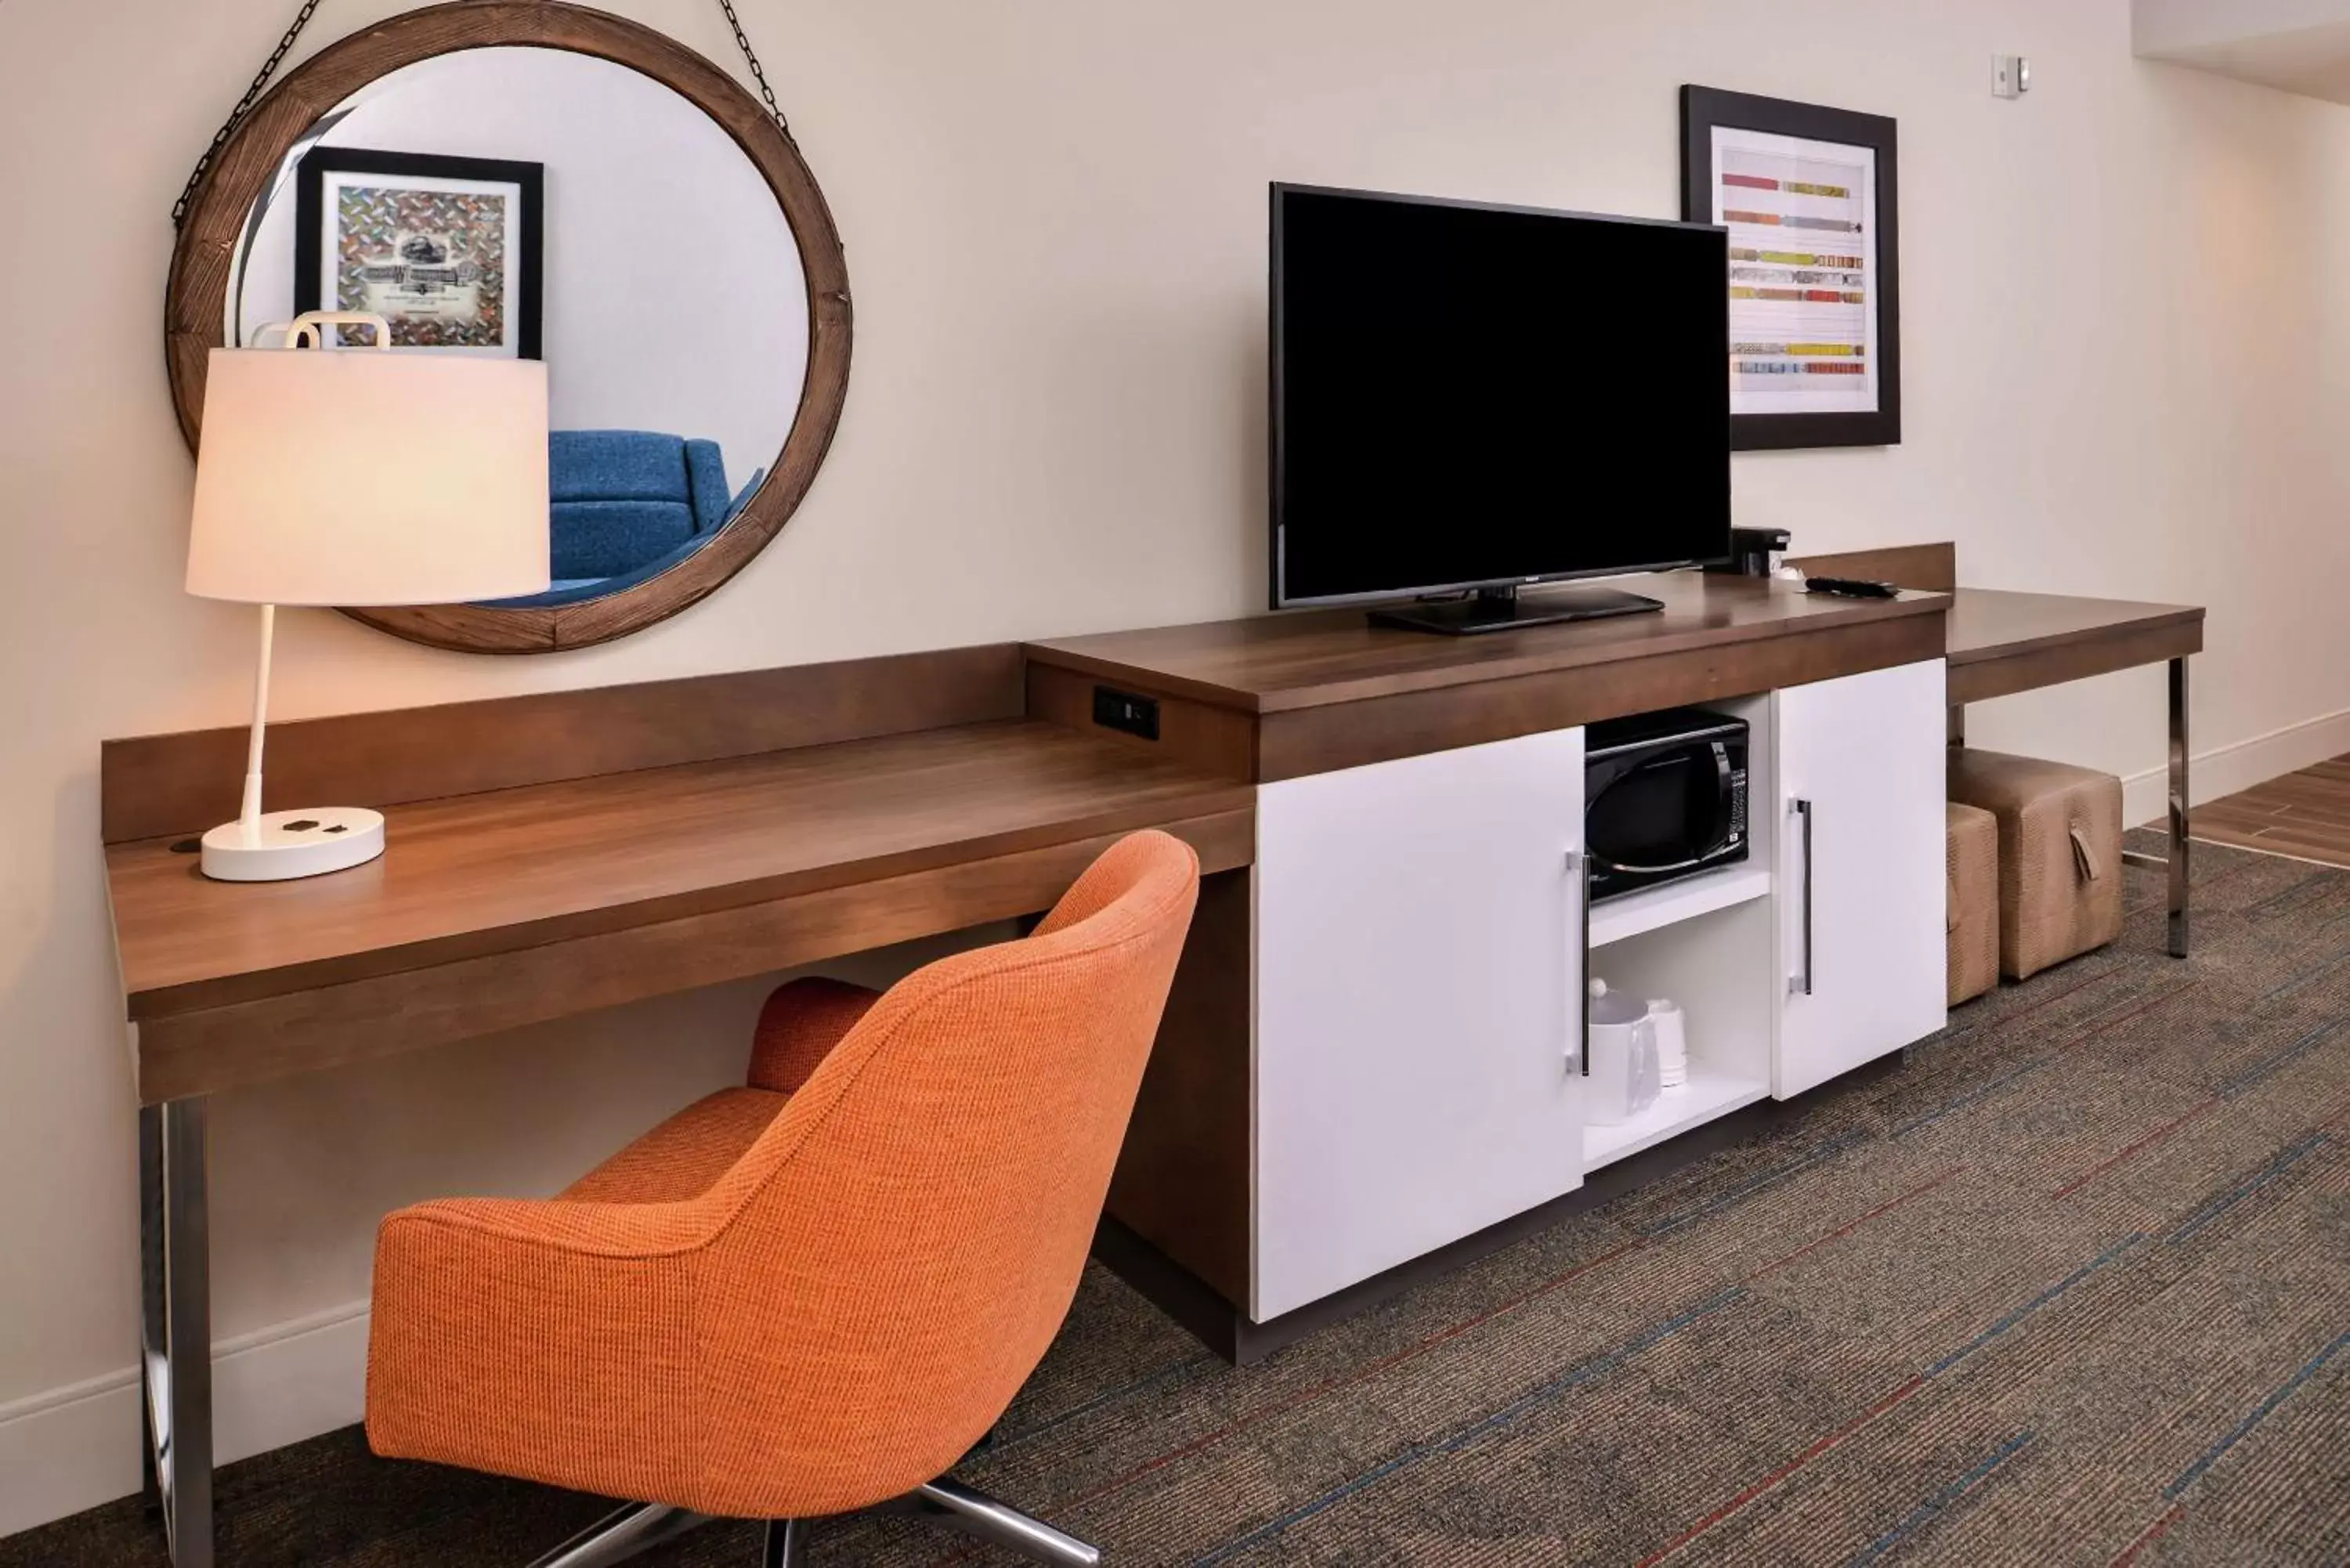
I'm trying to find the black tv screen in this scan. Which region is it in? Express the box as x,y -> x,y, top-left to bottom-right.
1272,185 -> 1731,608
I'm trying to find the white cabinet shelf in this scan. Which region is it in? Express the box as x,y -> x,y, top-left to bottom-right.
1584,1070 -> 1770,1171
1589,863 -> 1772,950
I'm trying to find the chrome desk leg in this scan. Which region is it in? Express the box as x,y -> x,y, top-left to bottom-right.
139,1100 -> 212,1568
2118,657 -> 2192,957
2167,656 -> 2189,957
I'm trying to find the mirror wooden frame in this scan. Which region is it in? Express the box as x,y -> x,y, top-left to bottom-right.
164,0 -> 851,653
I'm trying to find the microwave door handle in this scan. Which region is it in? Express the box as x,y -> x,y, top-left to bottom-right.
1707,740 -> 1737,854
1588,849 -> 1733,876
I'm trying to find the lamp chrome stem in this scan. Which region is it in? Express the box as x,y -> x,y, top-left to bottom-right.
239,603 -> 274,833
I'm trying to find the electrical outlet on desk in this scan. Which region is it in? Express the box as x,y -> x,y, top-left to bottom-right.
1093,685 -> 1162,742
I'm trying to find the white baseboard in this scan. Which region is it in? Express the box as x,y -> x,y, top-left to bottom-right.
2123,703 -> 2350,828
0,1300 -> 370,1540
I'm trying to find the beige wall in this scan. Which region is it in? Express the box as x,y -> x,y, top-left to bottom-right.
5,0 -> 2349,1532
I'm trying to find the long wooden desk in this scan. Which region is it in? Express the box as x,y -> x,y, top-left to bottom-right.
1946,587 -> 2204,707
111,718 -> 1254,1103
1799,544 -> 2204,957
99,570 -> 2201,1566
1947,587 -> 2203,957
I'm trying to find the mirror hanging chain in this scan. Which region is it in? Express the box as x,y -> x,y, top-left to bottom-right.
172,0 -> 322,228
715,0 -> 797,146
172,0 -> 797,229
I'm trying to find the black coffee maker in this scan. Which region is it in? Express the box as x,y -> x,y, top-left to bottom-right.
1706,526 -> 1791,578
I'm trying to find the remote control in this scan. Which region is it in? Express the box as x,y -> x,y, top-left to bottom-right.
1804,576 -> 1900,599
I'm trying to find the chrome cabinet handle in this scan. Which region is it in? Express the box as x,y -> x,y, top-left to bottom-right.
1567,847 -> 1590,1074
1789,798 -> 1814,996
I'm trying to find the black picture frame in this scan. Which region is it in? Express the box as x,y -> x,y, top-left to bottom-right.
293,146 -> 544,359
1680,86 -> 1899,450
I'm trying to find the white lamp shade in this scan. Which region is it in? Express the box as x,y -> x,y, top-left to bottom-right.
187,349 -> 551,605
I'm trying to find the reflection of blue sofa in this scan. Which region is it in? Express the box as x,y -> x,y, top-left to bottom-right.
485,430 -> 765,609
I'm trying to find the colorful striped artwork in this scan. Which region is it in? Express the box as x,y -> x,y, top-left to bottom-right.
1719,210 -> 1863,234
1716,174 -> 1852,200
1710,128 -> 1877,416
1730,266 -> 1864,285
1732,359 -> 1866,375
1730,247 -> 1864,269
1732,342 -> 1866,358
1728,287 -> 1867,305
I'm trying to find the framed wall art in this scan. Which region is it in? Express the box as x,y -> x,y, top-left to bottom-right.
294,146 -> 544,357
1681,86 -> 1898,450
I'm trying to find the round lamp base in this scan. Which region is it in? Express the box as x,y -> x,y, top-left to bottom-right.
200,807 -> 386,882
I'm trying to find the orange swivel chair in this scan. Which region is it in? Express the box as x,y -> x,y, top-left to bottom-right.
363,830 -> 1201,1567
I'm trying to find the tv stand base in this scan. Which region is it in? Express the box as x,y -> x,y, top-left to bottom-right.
1369,583 -> 1664,635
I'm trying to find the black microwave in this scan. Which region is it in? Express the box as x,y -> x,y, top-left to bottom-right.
1585,707 -> 1749,902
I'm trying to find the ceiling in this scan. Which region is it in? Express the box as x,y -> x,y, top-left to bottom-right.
2135,0 -> 2350,103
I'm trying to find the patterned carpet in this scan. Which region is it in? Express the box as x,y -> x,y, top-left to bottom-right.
9,833 -> 2347,1567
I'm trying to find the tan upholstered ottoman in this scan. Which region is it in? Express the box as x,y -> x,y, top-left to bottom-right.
1947,801 -> 1999,1006
1947,749 -> 2124,981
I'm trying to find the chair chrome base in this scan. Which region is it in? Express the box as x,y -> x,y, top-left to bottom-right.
519,1479 -> 1100,1568
524,1503 -> 711,1568
896,1479 -> 1102,1566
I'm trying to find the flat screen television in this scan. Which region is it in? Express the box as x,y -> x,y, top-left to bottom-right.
1271,183 -> 1732,634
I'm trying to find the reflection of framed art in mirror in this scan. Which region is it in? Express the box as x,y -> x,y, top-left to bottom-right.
292,146 -> 545,358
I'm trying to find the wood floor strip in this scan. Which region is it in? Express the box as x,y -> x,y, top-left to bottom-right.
2194,755 -> 2350,873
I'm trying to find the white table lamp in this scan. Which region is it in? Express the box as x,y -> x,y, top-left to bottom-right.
186,312 -> 550,881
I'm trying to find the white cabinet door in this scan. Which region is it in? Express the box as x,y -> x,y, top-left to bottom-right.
1774,658 -> 1948,1098
1254,728 -> 1585,1321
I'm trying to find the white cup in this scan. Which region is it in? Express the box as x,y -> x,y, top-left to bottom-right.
1586,981 -> 1661,1125
1647,999 -> 1688,1088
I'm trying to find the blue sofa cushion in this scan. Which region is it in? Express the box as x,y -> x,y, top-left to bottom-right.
541,428 -> 743,585
550,430 -> 697,505
550,498 -> 696,580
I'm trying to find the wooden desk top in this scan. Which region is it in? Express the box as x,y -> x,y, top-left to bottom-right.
1945,587 -> 2203,663
1787,546 -> 2204,706
113,717 -> 1250,1019
1945,587 -> 2203,705
1027,573 -> 1950,714
108,706 -> 1253,1102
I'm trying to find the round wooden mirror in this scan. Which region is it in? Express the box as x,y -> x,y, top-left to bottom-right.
164,1 -> 851,653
